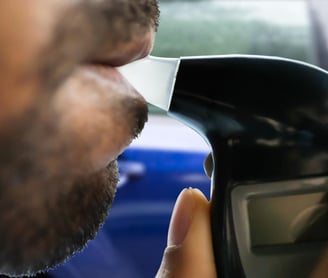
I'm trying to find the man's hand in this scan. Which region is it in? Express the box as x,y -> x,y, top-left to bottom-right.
156,189 -> 217,278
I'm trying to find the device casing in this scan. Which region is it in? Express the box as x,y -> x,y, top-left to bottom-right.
169,56 -> 328,277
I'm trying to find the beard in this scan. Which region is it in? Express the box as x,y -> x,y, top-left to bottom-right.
0,162 -> 119,277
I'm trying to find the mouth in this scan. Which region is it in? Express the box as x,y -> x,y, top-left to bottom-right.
47,26 -> 154,174
50,60 -> 148,175
83,24 -> 155,92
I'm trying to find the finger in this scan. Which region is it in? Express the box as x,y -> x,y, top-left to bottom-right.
156,189 -> 217,278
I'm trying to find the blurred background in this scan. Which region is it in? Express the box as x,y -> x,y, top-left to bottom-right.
26,1 -> 328,277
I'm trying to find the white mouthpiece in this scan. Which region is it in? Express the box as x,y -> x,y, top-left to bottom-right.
118,56 -> 180,111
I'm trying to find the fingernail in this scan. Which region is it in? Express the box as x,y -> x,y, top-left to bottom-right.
167,188 -> 194,246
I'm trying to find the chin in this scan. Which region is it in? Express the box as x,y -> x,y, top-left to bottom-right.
0,161 -> 119,277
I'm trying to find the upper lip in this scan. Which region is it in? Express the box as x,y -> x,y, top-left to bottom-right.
87,28 -> 155,68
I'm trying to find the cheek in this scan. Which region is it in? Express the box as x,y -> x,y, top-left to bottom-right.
0,1 -> 69,129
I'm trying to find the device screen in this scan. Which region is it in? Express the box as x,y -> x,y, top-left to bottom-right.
248,192 -> 328,247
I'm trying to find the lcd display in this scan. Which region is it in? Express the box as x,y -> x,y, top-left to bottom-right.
248,192 -> 328,247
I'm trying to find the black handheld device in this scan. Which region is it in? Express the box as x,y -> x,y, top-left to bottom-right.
120,55 -> 328,277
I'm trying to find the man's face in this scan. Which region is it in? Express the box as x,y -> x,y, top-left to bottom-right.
0,0 -> 159,276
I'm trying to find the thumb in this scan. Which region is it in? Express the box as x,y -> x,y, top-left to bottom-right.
156,188 -> 217,278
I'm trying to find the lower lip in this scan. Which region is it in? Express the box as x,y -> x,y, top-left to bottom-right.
82,64 -> 144,99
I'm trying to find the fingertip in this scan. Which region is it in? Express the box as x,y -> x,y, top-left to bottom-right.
190,188 -> 209,202
156,188 -> 216,278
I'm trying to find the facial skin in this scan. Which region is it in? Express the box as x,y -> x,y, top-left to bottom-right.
0,0 -> 159,276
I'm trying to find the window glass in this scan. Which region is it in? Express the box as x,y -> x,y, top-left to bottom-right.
149,0 -> 316,114
153,0 -> 315,62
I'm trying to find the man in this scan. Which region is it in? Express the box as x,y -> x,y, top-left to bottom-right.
0,1 -> 216,277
